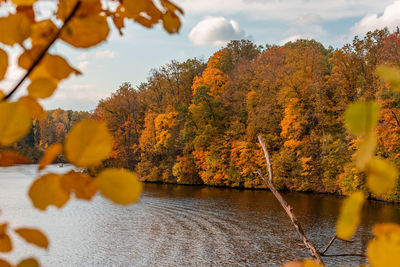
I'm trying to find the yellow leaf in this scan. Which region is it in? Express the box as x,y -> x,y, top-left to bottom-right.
303,259 -> 324,267
0,101 -> 32,147
162,11 -> 181,34
0,90 -> 4,100
18,96 -> 46,120
0,48 -> 7,81
18,46 -> 42,70
61,15 -> 109,48
355,131 -> 376,170
57,0 -> 102,21
96,168 -> 142,205
282,261 -> 303,267
336,191 -> 365,240
31,19 -> 58,47
366,158 -> 398,195
38,143 -> 63,171
367,223 -> 400,267
0,224 -> 12,253
61,171 -> 97,200
15,228 -> 49,249
344,101 -> 378,136
27,78 -> 58,99
28,173 -> 70,210
45,55 -> 81,80
16,258 -> 39,267
0,13 -> 31,45
161,0 -> 183,15
64,119 -> 112,167
0,150 -> 29,166
12,0 -> 36,5
0,258 -> 12,267
122,0 -> 148,17
376,65 -> 400,91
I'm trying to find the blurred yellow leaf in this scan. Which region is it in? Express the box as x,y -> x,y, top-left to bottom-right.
161,0 -> 183,14
64,119 -> 112,167
0,224 -> 12,253
0,13 -> 31,45
28,173 -> 70,210
122,0 -> 147,17
31,19 -> 58,47
162,11 -> 181,34
18,96 -> 46,120
12,0 -> 36,5
57,0 -> 102,21
61,171 -> 97,200
0,258 -> 12,267
38,143 -> 62,171
45,55 -> 81,80
0,101 -> 32,147
16,258 -> 39,267
282,261 -> 303,267
367,223 -> 400,267
61,15 -> 109,48
96,168 -> 142,205
15,228 -> 49,249
303,259 -> 324,267
336,191 -> 365,240
355,131 -> 376,170
0,48 -> 7,81
344,101 -> 378,136
27,78 -> 58,99
18,46 -> 42,70
366,158 -> 398,195
0,150 -> 29,166
376,65 -> 400,91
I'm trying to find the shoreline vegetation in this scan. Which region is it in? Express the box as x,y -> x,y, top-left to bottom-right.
8,29 -> 400,202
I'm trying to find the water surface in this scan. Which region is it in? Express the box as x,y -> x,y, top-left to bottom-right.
0,165 -> 399,266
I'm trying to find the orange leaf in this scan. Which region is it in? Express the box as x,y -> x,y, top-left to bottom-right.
61,171 -> 98,200
38,143 -> 63,171
0,258 -> 12,267
18,96 -> 46,120
15,228 -> 49,249
28,173 -> 70,210
0,224 -> 12,253
0,150 -> 29,166
16,258 -> 40,267
0,48 -> 7,81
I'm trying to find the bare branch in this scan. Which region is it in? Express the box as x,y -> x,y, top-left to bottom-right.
1,0 -> 82,102
257,135 -> 324,265
321,235 -> 336,255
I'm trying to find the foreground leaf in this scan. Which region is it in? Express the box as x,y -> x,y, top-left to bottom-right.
376,65 -> 400,91
61,171 -> 97,200
16,258 -> 40,267
367,223 -> 400,267
38,143 -> 63,171
18,96 -> 46,120
64,119 -> 112,167
0,258 -> 12,267
0,151 -> 29,166
15,228 -> 49,249
344,101 -> 378,136
0,13 -> 31,45
0,102 -> 32,147
336,191 -> 365,240
0,224 -> 12,253
0,48 -> 7,81
27,78 -> 58,99
355,131 -> 376,170
96,168 -> 142,205
61,15 -> 109,48
366,158 -> 398,195
28,173 -> 70,210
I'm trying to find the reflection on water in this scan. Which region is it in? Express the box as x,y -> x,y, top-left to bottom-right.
0,165 -> 399,266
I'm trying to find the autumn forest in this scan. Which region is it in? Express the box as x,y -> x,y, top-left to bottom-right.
17,29 -> 400,202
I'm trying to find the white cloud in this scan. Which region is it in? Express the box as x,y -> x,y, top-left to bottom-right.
352,0 -> 400,35
280,35 -> 303,45
293,14 -> 323,26
95,50 -> 117,59
179,0 -> 394,21
189,17 -> 245,46
55,83 -> 108,101
78,60 -> 89,72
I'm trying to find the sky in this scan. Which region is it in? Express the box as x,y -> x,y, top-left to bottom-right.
1,0 -> 400,111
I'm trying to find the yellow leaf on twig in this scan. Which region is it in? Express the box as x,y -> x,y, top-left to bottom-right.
336,191 -> 365,240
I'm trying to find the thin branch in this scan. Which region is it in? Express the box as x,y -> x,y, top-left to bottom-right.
321,235 -> 336,255
322,254 -> 366,258
1,0 -> 81,102
256,135 -> 324,265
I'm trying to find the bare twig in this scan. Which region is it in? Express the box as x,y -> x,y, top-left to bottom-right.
256,135 -> 324,265
1,0 -> 82,102
321,235 -> 336,255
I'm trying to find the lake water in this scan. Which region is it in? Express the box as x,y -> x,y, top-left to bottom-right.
0,165 -> 399,266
